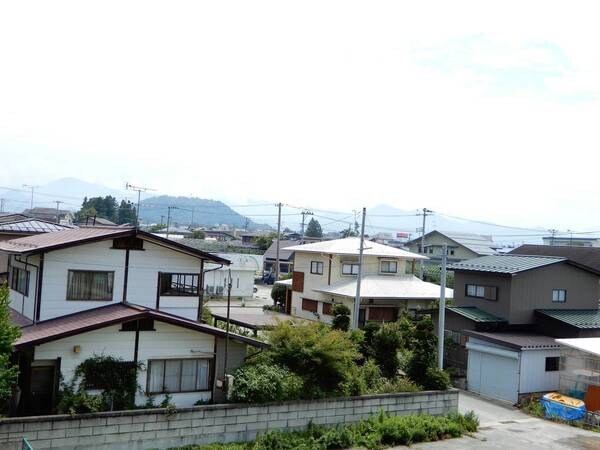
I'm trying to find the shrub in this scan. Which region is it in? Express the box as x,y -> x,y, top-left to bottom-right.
423,366 -> 451,391
341,359 -> 382,396
368,377 -> 422,394
406,317 -> 437,386
0,285 -> 20,403
331,303 -> 351,331
270,284 -> 287,306
371,323 -> 403,378
359,322 -> 381,358
229,363 -> 303,403
267,321 -> 359,395
57,382 -> 103,415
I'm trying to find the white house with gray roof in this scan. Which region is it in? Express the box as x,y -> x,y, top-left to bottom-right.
406,230 -> 498,264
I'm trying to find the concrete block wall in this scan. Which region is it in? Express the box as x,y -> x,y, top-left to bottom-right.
0,390 -> 458,450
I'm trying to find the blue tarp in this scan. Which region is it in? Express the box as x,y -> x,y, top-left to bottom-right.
540,397 -> 586,421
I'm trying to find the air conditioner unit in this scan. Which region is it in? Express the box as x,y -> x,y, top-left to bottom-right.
216,286 -> 224,295
206,286 -> 215,294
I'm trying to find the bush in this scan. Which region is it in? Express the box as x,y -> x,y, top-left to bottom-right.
57,382 -> 103,415
405,317 -> 437,386
368,377 -> 422,394
331,303 -> 351,331
267,321 -> 359,396
341,359 -> 382,396
229,363 -> 303,403
423,367 -> 451,391
270,284 -> 287,306
371,323 -> 403,379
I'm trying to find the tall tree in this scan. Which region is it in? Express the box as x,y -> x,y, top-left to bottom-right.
0,286 -> 21,402
305,218 -> 323,238
117,200 -> 136,225
76,196 -> 118,222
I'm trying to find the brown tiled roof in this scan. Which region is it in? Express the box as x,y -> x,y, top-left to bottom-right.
15,303 -> 268,349
509,244 -> 600,273
10,308 -> 33,327
0,228 -> 230,265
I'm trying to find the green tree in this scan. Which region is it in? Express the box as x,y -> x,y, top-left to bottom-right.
190,230 -> 206,239
331,303 -> 351,331
340,228 -> 357,238
305,218 -> 323,238
252,233 -> 277,251
117,200 -> 137,225
270,284 -> 287,306
371,323 -> 403,378
406,317 -> 437,386
76,196 -> 118,222
0,286 -> 21,402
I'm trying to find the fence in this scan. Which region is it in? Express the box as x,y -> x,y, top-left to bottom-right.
0,389 -> 458,450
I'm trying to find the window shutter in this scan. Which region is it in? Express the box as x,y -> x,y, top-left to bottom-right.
322,302 -> 333,315
292,271 -> 304,292
302,298 -> 318,312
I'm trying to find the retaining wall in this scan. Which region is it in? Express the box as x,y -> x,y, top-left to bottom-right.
0,389 -> 458,450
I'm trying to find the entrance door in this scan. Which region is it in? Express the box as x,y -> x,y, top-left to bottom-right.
30,365 -> 56,415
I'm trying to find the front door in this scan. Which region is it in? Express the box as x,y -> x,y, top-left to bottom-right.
30,365 -> 56,415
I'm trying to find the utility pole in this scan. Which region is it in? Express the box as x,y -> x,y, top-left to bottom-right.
0,198 -> 5,213
160,215 -> 165,226
548,229 -> 558,246
22,184 -> 39,209
190,207 -> 195,228
166,206 -> 176,239
419,208 -> 433,279
438,244 -> 447,370
126,182 -> 155,229
223,269 -> 233,377
352,207 -> 366,330
300,209 -> 313,241
275,202 -> 282,281
53,200 -> 64,223
244,217 -> 249,232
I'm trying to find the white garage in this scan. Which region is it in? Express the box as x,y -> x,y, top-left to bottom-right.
465,331 -> 561,404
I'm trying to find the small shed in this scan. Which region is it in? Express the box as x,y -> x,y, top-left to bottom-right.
464,331 -> 561,404
556,338 -> 600,411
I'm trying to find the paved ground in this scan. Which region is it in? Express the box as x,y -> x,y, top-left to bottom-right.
205,284 -> 273,308
410,391 -> 600,449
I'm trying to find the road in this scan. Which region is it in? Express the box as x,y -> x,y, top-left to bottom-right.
410,391 -> 600,450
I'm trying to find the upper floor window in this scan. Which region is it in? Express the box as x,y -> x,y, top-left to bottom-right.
449,249 -> 455,256
121,318 -> 155,331
160,273 -> 199,296
67,270 -> 114,301
310,261 -> 324,275
380,260 -> 398,274
465,284 -> 497,300
552,289 -> 566,303
10,267 -> 29,296
342,262 -> 359,276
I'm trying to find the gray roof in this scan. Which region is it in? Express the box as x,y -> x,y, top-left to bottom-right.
535,309 -> 600,329
446,306 -> 506,323
510,245 -> 600,273
407,230 -> 497,256
465,331 -> 561,350
0,219 -> 74,234
178,238 -> 263,255
448,255 -> 567,274
264,240 -> 301,261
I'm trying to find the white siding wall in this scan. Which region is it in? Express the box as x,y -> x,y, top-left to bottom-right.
519,349 -> 561,394
41,241 -> 125,320
8,254 -> 40,320
34,321 -> 217,407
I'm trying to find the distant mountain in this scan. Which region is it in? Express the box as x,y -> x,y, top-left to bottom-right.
139,195 -> 271,230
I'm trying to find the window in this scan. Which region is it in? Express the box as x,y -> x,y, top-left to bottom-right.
310,261 -> 324,275
380,260 -> 398,274
368,307 -> 397,322
342,262 -> 359,275
112,237 -> 144,250
552,289 -> 566,303
322,302 -> 333,315
302,298 -> 318,312
159,273 -> 199,296
121,318 -> 155,331
428,247 -> 433,254
545,356 -> 560,372
67,270 -> 114,300
147,359 -> 211,393
10,267 -> 29,296
465,284 -> 497,300
449,249 -> 455,256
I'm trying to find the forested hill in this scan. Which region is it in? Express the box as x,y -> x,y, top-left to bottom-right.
139,196 -> 270,230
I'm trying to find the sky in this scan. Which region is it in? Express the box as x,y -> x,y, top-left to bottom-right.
1,1 -> 600,230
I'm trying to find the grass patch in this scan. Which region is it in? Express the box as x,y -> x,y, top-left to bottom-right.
166,411 -> 479,450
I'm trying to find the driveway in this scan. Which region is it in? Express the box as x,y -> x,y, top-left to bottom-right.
410,391 -> 600,450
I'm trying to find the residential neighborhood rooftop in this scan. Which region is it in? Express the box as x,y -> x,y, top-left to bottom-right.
556,337 -> 600,357
408,230 -> 497,256
263,240 -> 301,260
535,309 -> 600,329
313,274 -> 452,299
284,237 -> 427,259
14,303 -> 268,349
465,330 -> 561,350
446,306 -> 506,323
448,254 -> 568,274
510,244 -> 600,273
0,218 -> 74,234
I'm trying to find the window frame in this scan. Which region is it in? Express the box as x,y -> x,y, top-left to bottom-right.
10,266 -> 30,296
301,298 -> 318,313
322,302 -> 333,316
66,270 -> 114,301
545,356 -> 560,372
159,272 -> 200,297
310,261 -> 324,275
380,260 -> 398,274
120,318 -> 156,332
146,358 -> 213,394
552,289 -> 567,303
341,262 -> 359,276
465,284 -> 497,300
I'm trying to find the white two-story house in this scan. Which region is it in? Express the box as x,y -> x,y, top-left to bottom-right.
1,227 -> 267,415
282,237 -> 453,326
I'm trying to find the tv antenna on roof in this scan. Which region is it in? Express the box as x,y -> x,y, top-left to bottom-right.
125,182 -> 156,229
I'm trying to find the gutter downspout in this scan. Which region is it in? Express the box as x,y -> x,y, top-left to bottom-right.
196,263 -> 223,322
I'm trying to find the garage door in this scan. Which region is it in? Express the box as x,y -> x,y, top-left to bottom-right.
467,342 -> 519,404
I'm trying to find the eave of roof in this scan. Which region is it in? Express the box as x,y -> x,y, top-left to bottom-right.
446,306 -> 506,323
535,309 -> 600,329
14,303 -> 268,349
448,255 -> 568,275
464,330 -> 561,351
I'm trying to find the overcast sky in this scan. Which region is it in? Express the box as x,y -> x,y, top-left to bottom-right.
1,1 -> 599,230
